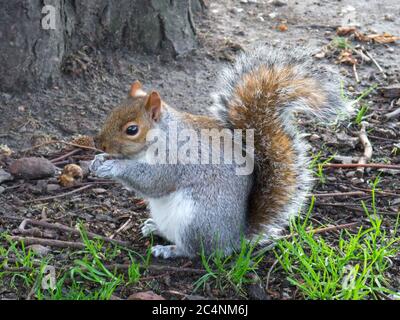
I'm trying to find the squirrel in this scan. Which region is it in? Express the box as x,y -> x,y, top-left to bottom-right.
90,45 -> 350,259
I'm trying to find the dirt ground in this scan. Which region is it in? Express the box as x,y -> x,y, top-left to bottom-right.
0,0 -> 399,299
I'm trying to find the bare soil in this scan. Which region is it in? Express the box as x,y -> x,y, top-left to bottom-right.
0,0 -> 399,300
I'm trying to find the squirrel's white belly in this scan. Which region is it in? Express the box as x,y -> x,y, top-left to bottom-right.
147,191 -> 194,246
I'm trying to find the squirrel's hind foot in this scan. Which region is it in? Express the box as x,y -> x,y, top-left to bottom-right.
151,245 -> 186,259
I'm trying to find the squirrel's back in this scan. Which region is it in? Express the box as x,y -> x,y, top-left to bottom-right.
210,45 -> 351,239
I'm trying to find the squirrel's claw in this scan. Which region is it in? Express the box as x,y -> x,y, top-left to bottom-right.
90,153 -> 117,179
151,245 -> 184,259
141,218 -> 161,237
89,153 -> 108,173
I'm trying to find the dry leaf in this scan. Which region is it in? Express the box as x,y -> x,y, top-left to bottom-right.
363,32 -> 400,44
278,24 -> 288,32
336,26 -> 357,36
337,26 -> 399,44
337,49 -> 358,65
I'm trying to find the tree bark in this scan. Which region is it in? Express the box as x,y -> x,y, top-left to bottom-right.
0,0 -> 204,92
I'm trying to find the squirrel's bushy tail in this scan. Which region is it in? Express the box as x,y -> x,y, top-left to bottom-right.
210,45 -> 351,239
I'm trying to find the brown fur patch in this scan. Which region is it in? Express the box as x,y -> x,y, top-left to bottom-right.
182,112 -> 223,129
228,65 -> 326,234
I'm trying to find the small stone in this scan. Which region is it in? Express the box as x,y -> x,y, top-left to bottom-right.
270,0 -> 287,6
78,160 -> 91,177
309,134 -> 321,141
230,7 -> 244,14
47,184 -> 61,192
346,171 -> 356,178
0,168 -> 13,184
333,155 -> 354,165
0,186 -> 5,194
127,291 -> 165,300
268,12 -> 278,19
92,188 -> 107,194
378,168 -> 400,175
27,245 -> 51,257
379,84 -> 400,99
384,14 -> 394,22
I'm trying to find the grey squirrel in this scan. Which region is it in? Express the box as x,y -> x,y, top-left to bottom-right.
90,45 -> 350,259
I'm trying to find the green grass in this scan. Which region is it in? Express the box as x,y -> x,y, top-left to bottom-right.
0,223 -> 152,300
274,177 -> 400,300
194,237 -> 265,295
309,150 -> 336,184
331,37 -> 353,50
352,84 -> 378,125
0,233 -> 50,290
355,104 -> 369,125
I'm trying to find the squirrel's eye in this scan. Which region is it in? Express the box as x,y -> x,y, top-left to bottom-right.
126,125 -> 139,136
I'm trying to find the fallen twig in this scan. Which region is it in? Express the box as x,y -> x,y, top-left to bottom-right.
23,184 -> 93,204
21,140 -> 102,154
385,107 -> 400,120
363,48 -> 387,79
324,163 -> 400,170
10,236 -> 85,249
357,122 -> 373,175
106,263 -> 206,275
312,191 -> 366,197
353,63 -> 360,83
278,222 -> 361,241
265,259 -> 280,292
18,219 -> 130,247
110,218 -> 133,240
50,149 -> 81,163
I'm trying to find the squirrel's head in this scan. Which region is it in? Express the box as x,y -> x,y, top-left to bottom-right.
94,81 -> 163,157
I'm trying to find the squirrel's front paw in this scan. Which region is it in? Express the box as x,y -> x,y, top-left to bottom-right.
90,153 -> 108,173
90,154 -> 117,179
151,245 -> 185,259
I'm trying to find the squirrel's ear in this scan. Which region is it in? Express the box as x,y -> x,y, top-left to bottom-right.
129,80 -> 145,97
145,91 -> 162,122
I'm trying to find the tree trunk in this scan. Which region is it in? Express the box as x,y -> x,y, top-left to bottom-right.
0,0 -> 204,92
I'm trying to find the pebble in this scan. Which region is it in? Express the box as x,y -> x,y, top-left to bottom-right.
47,184 -> 61,192
268,12 -> 278,19
230,7 -> 244,14
309,134 -> 321,141
27,245 -> 51,257
384,14 -> 394,22
128,291 -> 165,300
0,186 -> 5,194
92,188 -> 107,194
0,169 -> 13,184
270,0 -> 287,6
